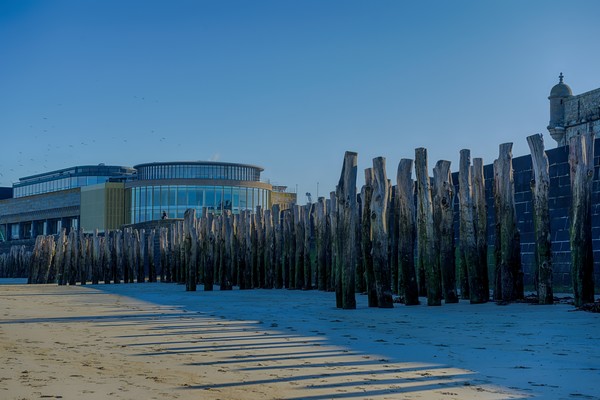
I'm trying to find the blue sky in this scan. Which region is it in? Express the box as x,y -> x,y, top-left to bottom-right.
1,0 -> 599,202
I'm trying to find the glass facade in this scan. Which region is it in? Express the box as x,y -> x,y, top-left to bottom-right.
135,162 -> 262,181
130,185 -> 270,223
13,165 -> 135,198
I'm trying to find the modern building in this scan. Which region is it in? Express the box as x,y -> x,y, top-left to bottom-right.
0,161 -> 296,242
128,161 -> 273,223
547,73 -> 600,146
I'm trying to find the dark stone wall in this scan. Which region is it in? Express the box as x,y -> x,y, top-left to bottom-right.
452,138 -> 600,290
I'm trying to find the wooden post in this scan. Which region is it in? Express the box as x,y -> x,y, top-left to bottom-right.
361,169 -> 377,306
184,209 -> 197,291
329,191 -> 338,295
433,160 -> 458,303
527,134 -> 553,304
415,148 -> 442,306
335,151 -> 358,309
568,129 -> 595,307
221,213 -> 233,290
79,230 -> 88,285
56,229 -> 67,285
293,205 -> 305,289
389,185 -> 399,295
282,209 -> 293,289
371,157 -> 394,308
472,158 -> 489,300
493,143 -> 523,302
272,205 -> 283,289
315,197 -> 328,291
396,159 -> 419,305
303,204 -> 313,290
459,150 -> 487,303
90,229 -> 100,285
264,209 -> 274,288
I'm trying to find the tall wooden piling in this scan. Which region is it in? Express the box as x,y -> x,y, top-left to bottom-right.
371,157 -> 394,308
397,159 -> 419,305
335,151 -> 358,309
361,169 -> 377,306
568,130 -> 595,307
493,143 -> 523,302
459,150 -> 487,304
472,158 -> 489,300
433,160 -> 458,303
415,148 -> 441,306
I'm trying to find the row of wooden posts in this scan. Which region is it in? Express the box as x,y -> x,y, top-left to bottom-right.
19,132 -> 596,308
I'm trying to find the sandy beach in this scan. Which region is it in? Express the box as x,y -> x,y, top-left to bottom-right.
1,282 -> 598,400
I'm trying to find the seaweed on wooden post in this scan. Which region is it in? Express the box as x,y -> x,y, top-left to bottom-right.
568,129 -> 595,307
433,160 -> 458,303
459,150 -> 487,303
371,157 -> 394,308
361,169 -> 377,306
527,134 -> 553,304
335,151 -> 358,309
493,143 -> 523,302
397,159 -> 419,305
415,148 -> 442,306
472,158 -> 489,300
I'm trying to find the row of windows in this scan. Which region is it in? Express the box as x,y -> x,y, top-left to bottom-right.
130,185 -> 270,223
136,164 -> 261,182
13,176 -> 112,198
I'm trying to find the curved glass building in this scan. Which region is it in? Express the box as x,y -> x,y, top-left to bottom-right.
128,161 -> 272,223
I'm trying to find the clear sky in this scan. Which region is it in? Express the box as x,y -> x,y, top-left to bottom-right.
1,0 -> 599,203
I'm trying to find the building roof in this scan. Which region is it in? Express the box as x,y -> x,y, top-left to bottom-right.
549,72 -> 573,98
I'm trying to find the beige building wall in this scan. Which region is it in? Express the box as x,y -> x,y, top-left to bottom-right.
80,182 -> 127,232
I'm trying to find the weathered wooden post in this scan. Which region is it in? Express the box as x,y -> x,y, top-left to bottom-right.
389,185 -> 400,295
459,150 -> 488,303
568,129 -> 595,307
433,160 -> 458,303
315,197 -> 328,291
139,229 -> 147,283
237,211 -> 249,289
221,213 -> 233,290
283,209 -> 293,289
329,191 -> 338,294
371,157 -> 394,308
493,143 -> 523,302
184,209 -> 197,291
335,151 -> 358,309
149,229 -> 157,282
272,205 -> 283,289
293,205 -> 305,290
415,148 -> 442,306
303,204 -> 313,290
361,168 -> 377,306
264,209 -> 274,288
56,229 -> 67,285
79,230 -> 88,285
397,159 -> 419,305
472,158 -> 489,299
526,134 -> 553,304
90,230 -> 99,284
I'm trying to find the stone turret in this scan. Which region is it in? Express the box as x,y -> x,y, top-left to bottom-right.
547,73 -> 573,146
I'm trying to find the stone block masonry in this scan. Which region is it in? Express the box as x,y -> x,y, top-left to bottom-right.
452,139 -> 600,289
